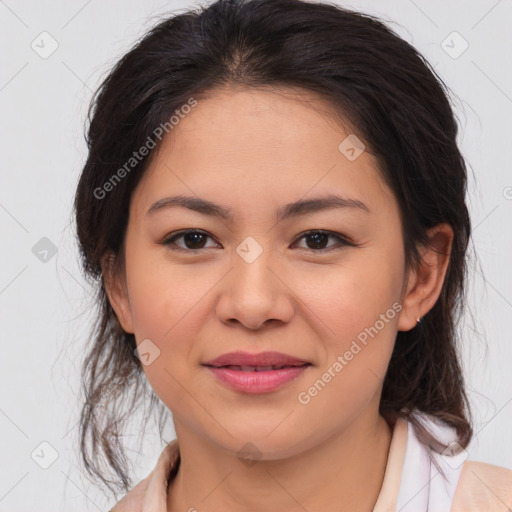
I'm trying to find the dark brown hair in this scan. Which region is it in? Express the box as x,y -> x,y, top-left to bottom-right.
74,0 -> 474,497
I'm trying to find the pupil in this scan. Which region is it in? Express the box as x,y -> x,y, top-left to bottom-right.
185,232 -> 205,249
181,232 -> 329,250
308,233 -> 327,249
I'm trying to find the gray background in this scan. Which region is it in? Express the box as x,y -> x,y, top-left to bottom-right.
1,0 -> 511,510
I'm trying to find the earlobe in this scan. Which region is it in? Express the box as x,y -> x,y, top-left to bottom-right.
101,251 -> 134,334
397,223 -> 453,332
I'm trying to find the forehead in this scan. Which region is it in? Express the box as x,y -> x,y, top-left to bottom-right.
167,85 -> 355,157
131,86 -> 397,221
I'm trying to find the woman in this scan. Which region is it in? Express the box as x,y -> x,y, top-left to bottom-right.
73,0 -> 512,510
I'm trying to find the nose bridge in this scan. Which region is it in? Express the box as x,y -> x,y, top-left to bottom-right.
231,236 -> 276,300
216,235 -> 294,329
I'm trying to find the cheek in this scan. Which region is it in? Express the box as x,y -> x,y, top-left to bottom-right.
302,263 -> 402,345
296,245 -> 404,393
123,249 -> 218,395
126,266 -> 202,410
124,246 -> 209,339
294,272 -> 401,424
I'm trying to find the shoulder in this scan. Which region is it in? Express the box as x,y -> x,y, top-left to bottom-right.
109,439 -> 180,512
452,460 -> 512,511
397,411 -> 512,510
109,470 -> 153,512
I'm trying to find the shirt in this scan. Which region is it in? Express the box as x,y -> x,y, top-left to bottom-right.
110,412 -> 512,511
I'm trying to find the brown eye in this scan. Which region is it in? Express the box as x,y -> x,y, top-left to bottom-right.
162,229 -> 352,253
293,230 -> 352,252
162,230 -> 219,251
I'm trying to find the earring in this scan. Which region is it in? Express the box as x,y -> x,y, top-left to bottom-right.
416,317 -> 422,324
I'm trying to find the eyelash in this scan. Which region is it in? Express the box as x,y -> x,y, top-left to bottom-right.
161,229 -> 354,253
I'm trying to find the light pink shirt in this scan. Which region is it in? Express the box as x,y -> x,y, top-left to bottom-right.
111,414 -> 512,511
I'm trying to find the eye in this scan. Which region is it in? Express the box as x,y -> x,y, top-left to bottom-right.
292,230 -> 352,252
161,229 -> 353,253
161,229 -> 220,252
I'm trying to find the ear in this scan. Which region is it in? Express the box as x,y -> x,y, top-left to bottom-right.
397,223 -> 454,332
101,251 -> 134,334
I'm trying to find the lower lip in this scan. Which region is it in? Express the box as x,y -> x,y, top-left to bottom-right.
204,365 -> 310,394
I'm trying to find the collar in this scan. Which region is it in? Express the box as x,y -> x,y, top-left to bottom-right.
112,413 -> 479,511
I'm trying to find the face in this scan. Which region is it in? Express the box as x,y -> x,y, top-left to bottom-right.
105,85 -> 448,459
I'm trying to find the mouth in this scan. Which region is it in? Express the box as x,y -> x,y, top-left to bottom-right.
202,362 -> 312,394
201,351 -> 312,393
204,363 -> 312,372
202,350 -> 311,368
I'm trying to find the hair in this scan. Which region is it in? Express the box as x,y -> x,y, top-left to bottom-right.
73,0 -> 475,498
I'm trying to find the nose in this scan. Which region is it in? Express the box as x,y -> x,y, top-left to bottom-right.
216,250 -> 295,330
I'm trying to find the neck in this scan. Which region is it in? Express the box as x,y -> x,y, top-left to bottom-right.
167,409 -> 392,512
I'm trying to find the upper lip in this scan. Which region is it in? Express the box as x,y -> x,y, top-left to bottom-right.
203,351 -> 311,368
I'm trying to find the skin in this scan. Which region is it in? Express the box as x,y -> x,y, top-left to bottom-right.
104,85 -> 453,512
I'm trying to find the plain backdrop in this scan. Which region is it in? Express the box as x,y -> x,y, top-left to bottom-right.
1,0 -> 511,510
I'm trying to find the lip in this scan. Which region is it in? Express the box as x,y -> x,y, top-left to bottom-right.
202,351 -> 312,394
203,350 -> 310,368
204,365 -> 311,394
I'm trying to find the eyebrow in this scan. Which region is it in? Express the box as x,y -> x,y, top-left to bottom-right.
146,194 -> 370,222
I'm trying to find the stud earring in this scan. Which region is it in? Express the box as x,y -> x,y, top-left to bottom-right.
416,317 -> 422,324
